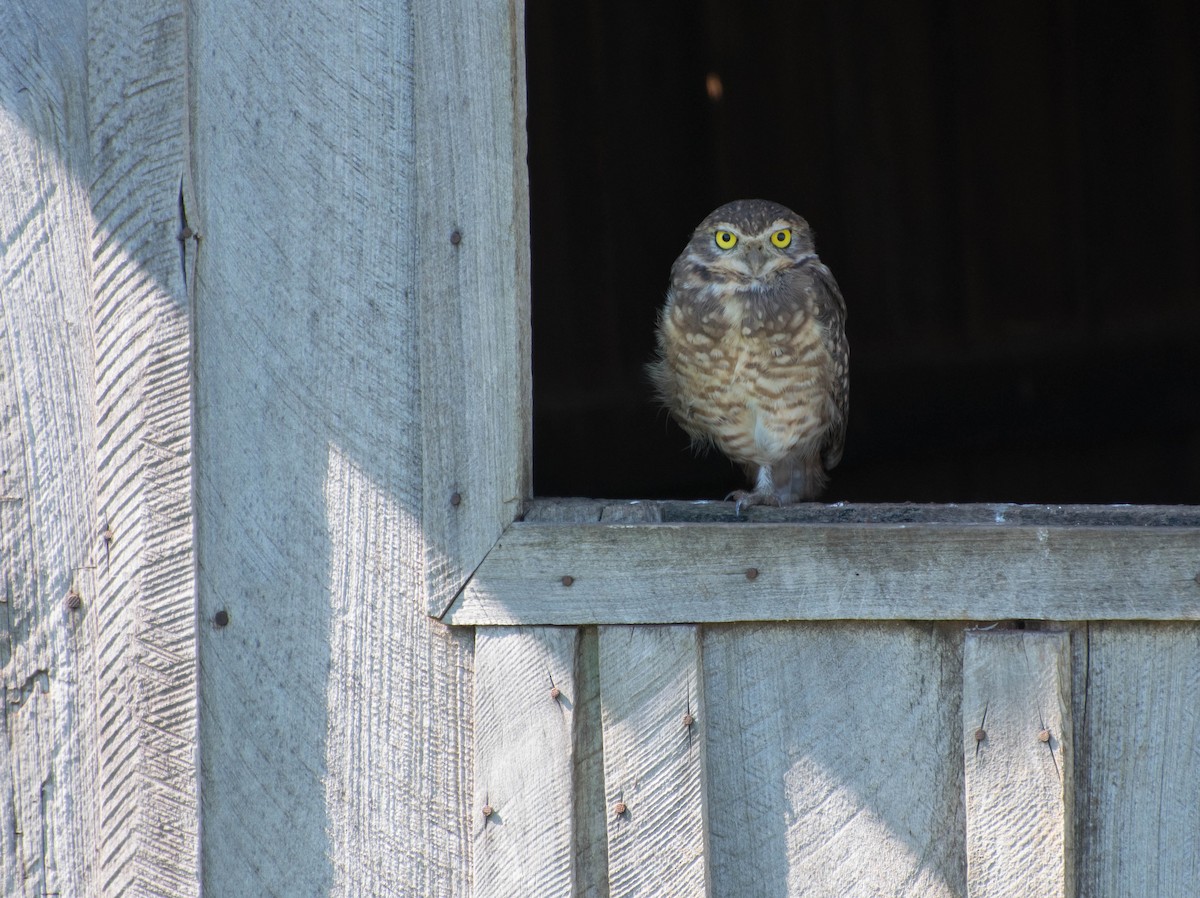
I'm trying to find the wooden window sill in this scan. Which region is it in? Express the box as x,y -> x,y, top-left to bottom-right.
444,499 -> 1200,625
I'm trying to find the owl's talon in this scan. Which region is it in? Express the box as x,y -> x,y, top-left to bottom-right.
725,490 -> 781,518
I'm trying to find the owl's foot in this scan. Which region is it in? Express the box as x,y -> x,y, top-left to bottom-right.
725,489 -> 782,518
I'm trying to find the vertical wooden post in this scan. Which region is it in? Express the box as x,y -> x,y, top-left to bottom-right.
416,0 -> 531,618
89,0 -> 198,893
475,627 -> 579,897
3,1 -> 199,894
963,630 -> 1073,898
598,625 -> 710,898
1080,622 -> 1200,895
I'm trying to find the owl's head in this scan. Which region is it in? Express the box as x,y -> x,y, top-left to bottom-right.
683,199 -> 817,283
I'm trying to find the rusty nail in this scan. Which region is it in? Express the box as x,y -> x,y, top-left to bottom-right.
745,567 -> 759,580
450,229 -> 462,246
550,685 -> 561,700
682,712 -> 695,728
213,609 -> 230,628
561,575 -> 575,587
482,804 -> 493,819
450,491 -> 462,507
613,801 -> 627,816
1038,729 -> 1051,743
974,728 -> 986,743
65,588 -> 82,612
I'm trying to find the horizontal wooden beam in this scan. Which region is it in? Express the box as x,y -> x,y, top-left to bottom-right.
445,519 -> 1200,625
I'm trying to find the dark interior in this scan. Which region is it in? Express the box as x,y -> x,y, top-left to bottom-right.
526,3 -> 1200,504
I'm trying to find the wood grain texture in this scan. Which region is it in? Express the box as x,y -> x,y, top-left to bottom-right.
192,1 -> 472,893
657,501 -> 1200,527
324,448 -> 476,895
87,0 -> 199,894
416,0 -> 531,617
963,631 -> 1072,898
474,627 -> 578,897
598,625 -> 709,898
1,5 -> 98,896
704,622 -> 965,897
1078,623 -> 1200,895
573,627 -> 610,898
447,522 -> 1200,625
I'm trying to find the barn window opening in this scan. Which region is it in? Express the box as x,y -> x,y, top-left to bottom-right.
526,2 -> 1200,505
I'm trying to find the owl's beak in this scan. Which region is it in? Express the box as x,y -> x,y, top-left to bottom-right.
744,243 -> 769,276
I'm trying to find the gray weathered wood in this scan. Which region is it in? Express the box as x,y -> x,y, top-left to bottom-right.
474,627 -> 578,897
963,630 -> 1072,898
88,0 -> 199,894
524,498 -> 605,523
704,622 -> 965,896
598,625 -> 709,898
192,1 -> 474,893
3,1 -> 199,894
600,502 -> 665,523
1,11 -> 97,894
447,521 -> 1200,625
574,628 -> 610,898
659,500 -> 1200,527
1078,623 -> 1200,895
416,0 -> 531,617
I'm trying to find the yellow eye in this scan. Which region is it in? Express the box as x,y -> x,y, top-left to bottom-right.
771,229 -> 792,248
714,230 -> 737,249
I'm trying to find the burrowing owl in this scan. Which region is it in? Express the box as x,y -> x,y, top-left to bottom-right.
649,199 -> 849,511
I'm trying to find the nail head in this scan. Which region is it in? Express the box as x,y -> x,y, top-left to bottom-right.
974,728 -> 986,743
1038,729 -> 1051,743
482,805 -> 493,819
613,801 -> 627,816
745,567 -> 759,581
561,575 -> 575,587
450,491 -> 462,507
214,609 -> 230,628
550,685 -> 561,700
682,713 -> 695,728
450,229 -> 462,246
65,589 -> 82,611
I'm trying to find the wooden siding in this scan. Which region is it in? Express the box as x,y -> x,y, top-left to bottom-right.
469,618 -> 1200,897
462,502 -> 1200,896
5,1 -> 1200,896
2,1 -> 198,895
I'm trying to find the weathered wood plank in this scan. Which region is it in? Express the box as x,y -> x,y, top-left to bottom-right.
87,0 -> 199,893
474,627 -> 578,897
524,498 -> 605,523
600,502 -> 664,523
192,1 -> 474,893
574,628 -> 610,898
598,625 -> 708,898
324,449 -> 476,894
2,6 -> 97,896
704,622 -> 965,897
1078,623 -> 1200,895
963,630 -> 1072,898
416,0 -> 531,617
446,522 -> 1200,625
659,500 -> 1200,527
